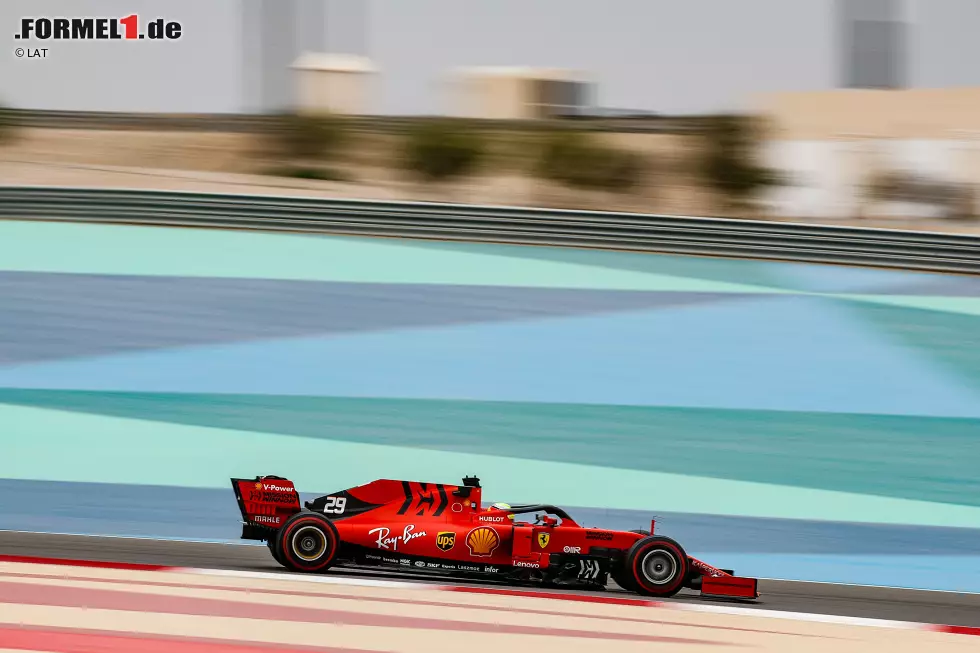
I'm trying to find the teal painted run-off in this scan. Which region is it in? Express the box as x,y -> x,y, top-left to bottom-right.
3,219 -> 980,588
1,390 -> 979,510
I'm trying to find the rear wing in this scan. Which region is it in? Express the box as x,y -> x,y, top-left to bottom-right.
231,476 -> 302,539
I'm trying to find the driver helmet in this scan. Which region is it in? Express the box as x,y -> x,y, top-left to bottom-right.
490,502 -> 515,520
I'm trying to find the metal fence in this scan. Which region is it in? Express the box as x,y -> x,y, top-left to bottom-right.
0,108 -> 698,134
1,186 -> 979,275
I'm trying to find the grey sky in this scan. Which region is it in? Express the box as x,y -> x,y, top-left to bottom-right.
366,0 -> 836,115
0,0 -> 978,115
0,0 -> 243,112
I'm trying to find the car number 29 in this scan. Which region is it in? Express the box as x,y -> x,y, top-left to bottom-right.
323,496 -> 347,514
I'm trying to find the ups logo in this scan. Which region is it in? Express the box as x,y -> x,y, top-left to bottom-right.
436,531 -> 456,552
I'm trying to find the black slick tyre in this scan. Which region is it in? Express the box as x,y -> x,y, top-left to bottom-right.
277,512 -> 340,573
611,530 -> 650,591
624,535 -> 689,598
267,535 -> 286,567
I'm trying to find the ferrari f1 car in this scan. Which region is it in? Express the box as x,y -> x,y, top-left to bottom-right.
231,475 -> 758,600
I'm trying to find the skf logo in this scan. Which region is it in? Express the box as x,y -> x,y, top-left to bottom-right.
465,527 -> 500,557
436,531 -> 456,552
536,533 -> 550,549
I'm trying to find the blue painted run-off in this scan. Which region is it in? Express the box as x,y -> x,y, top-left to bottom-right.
698,553 -> 980,595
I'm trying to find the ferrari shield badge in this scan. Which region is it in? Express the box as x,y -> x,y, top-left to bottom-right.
537,532 -> 550,549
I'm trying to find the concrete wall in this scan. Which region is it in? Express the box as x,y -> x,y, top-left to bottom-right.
765,138 -> 980,219
761,87 -> 980,140
295,71 -> 365,115
448,70 -> 591,120
449,74 -> 524,120
758,87 -> 980,219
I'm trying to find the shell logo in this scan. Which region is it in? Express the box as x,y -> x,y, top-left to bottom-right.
465,527 -> 500,557
254,482 -> 262,489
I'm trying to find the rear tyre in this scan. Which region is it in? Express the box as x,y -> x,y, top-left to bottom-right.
267,536 -> 286,567
624,535 -> 689,598
277,512 -> 340,573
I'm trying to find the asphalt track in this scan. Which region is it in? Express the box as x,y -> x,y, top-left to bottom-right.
2,530 -> 979,628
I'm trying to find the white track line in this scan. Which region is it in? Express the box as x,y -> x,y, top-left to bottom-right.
669,602 -> 919,630
180,566 -> 422,589
168,564 -> 975,635
3,540 -> 978,637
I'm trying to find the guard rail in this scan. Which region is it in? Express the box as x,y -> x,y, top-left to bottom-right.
1,108 -> 696,134
1,186 -> 978,275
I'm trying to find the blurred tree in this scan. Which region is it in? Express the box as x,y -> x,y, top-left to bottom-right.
866,169 -> 974,219
534,129 -> 644,192
402,119 -> 485,181
263,165 -> 352,182
270,112 -> 348,161
698,115 -> 781,210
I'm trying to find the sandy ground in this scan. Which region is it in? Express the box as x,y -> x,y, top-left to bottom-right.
1,560 -> 977,653
0,128 -> 710,213
2,127 -> 980,234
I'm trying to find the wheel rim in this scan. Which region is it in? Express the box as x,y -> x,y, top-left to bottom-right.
639,548 -> 678,585
291,525 -> 328,562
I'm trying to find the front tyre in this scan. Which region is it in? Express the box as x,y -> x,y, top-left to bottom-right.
611,530 -> 651,591
624,535 -> 689,598
277,512 -> 340,573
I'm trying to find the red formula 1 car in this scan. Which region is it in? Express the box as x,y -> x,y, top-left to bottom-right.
231,474 -> 758,600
